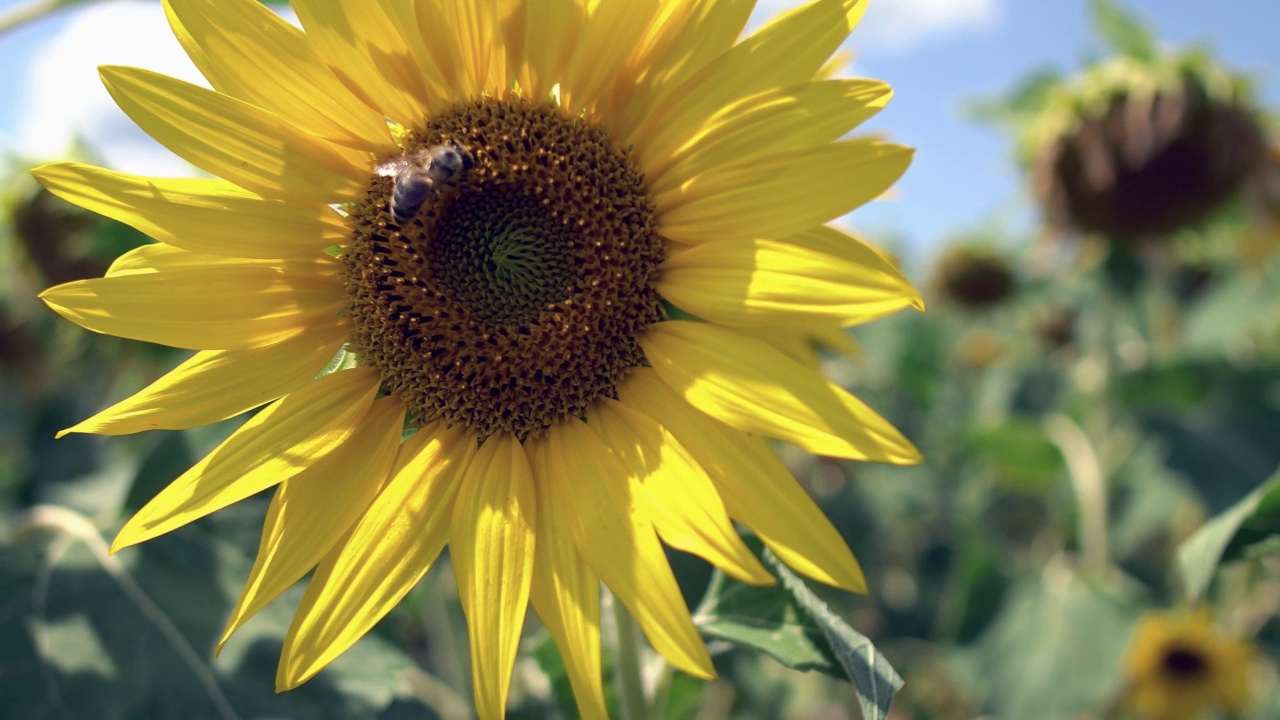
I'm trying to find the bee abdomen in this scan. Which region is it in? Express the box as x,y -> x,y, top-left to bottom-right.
390,175 -> 434,224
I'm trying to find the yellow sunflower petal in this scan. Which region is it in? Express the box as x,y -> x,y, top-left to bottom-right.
278,423 -> 477,690
111,367 -> 380,552
618,368 -> 867,592
451,434 -> 537,720
632,0 -> 753,95
629,0 -> 869,161
560,0 -> 663,115
290,0 -> 433,122
527,436 -> 606,720
647,79 -> 892,193
659,237 -> 921,328
59,321 -> 347,438
507,0 -> 585,100
162,0 -> 392,152
99,66 -> 367,203
640,321 -> 921,463
594,398 -> 773,586
33,163 -> 347,259
544,416 -> 714,679
412,0 -> 505,100
376,1 -> 460,115
767,325 -> 862,368
611,0 -> 753,143
41,243 -> 345,350
657,141 -> 913,245
218,395 -> 405,649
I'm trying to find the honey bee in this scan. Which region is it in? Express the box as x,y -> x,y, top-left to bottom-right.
374,140 -> 475,224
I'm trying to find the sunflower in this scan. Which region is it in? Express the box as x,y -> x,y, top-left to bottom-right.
35,0 -> 922,716
1122,609 -> 1254,720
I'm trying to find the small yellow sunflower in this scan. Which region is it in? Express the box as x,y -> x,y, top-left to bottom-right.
35,0 -> 922,716
1123,609 -> 1254,720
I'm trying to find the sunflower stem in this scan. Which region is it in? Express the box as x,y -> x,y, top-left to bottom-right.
647,663 -> 675,720
608,590 -> 649,720
1044,413 -> 1108,575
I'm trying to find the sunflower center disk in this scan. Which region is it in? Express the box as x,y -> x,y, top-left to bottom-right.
1161,646 -> 1209,678
344,97 -> 665,440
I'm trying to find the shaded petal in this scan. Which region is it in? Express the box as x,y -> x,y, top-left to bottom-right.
59,320 -> 348,437
278,423 -> 477,690
658,141 -> 913,245
413,0 -> 506,100
618,368 -> 866,592
659,236 -> 921,328
767,325 -> 862,369
40,243 -> 346,351
505,0 -> 585,100
451,435 -> 536,720
647,79 -> 892,193
163,0 -> 392,151
560,0 -> 663,115
99,66 -> 367,203
594,399 -> 772,585
291,0 -> 436,123
544,416 -> 714,678
527,435 -> 606,720
640,321 -> 921,463
111,367 -> 380,552
219,395 -> 406,648
33,163 -> 348,259
628,0 -> 869,164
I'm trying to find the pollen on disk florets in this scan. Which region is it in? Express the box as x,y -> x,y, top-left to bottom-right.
343,96 -> 665,440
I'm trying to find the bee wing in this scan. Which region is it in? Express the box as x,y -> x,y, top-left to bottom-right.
374,154 -> 422,177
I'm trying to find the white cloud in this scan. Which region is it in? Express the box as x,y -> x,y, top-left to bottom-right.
18,1 -> 298,176
20,2 -> 204,176
751,0 -> 1001,55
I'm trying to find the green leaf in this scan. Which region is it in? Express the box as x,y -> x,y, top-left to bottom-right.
658,671 -> 704,720
695,568 -> 840,675
1088,0 -> 1158,62
694,539 -> 903,720
1126,364 -> 1280,513
762,550 -> 902,720
949,566 -> 1142,719
3,503 -> 418,719
970,421 -> 1065,491
1177,465 -> 1280,604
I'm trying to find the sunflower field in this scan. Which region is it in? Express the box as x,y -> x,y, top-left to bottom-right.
1,1 -> 1277,719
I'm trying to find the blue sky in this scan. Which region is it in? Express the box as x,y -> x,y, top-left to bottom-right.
1,0 -> 1276,261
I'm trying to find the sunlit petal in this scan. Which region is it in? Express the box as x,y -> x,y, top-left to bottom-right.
218,395 -> 406,647
111,367 -> 380,551
278,424 -> 477,690
527,434 -> 607,720
594,398 -> 773,585
59,320 -> 348,437
641,321 -> 922,463
544,416 -> 714,679
34,163 -> 347,259
40,244 -> 345,350
619,368 -> 867,592
451,435 -> 537,720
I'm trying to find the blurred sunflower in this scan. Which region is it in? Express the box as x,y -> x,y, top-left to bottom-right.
1123,609 -> 1253,720
34,0 -> 922,716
